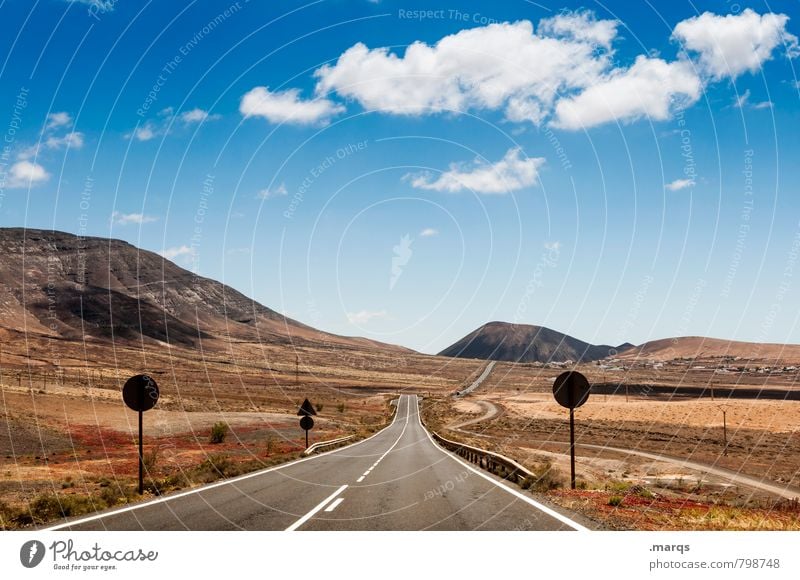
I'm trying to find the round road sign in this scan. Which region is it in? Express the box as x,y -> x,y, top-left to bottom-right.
122,374 -> 160,412
552,371 -> 590,409
299,415 -> 314,431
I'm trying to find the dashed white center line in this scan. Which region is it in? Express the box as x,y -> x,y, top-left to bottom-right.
353,396 -> 412,485
285,484 -> 348,531
324,498 -> 345,512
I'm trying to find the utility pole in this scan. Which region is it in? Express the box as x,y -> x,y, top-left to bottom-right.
295,354 -> 299,386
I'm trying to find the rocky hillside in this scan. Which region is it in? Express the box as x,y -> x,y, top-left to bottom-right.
0,228 -> 407,352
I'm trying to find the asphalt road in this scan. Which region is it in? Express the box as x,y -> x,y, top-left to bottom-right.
49,395 -> 586,531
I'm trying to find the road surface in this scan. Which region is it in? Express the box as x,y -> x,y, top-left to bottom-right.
49,395 -> 587,531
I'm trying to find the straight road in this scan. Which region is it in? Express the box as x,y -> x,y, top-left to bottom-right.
49,395 -> 586,531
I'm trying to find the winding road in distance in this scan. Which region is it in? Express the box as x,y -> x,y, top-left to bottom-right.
49,395 -> 587,531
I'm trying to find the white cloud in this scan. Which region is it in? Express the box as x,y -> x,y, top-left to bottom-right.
673,9 -> 799,80
552,56 -> 702,130
346,309 -> 388,325
179,108 -> 220,124
45,112 -> 72,130
19,131 -> 85,160
159,245 -> 193,260
544,241 -> 562,251
665,178 -> 695,191
111,211 -> 158,225
6,161 -> 50,188
314,19 -> 613,123
419,228 -> 439,237
240,86 -> 344,125
256,183 -> 288,200
733,89 -> 773,110
538,10 -> 619,49
405,148 -> 544,194
131,123 -> 158,142
128,107 -> 219,141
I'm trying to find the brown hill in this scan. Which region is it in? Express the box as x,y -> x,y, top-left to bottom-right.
438,321 -> 619,363
617,336 -> 800,363
0,228 -> 408,353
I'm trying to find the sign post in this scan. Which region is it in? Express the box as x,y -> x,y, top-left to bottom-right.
297,398 -> 317,449
122,374 -> 160,494
552,371 -> 591,490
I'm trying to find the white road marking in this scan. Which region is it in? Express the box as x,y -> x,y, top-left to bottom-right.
351,395 -> 412,484
285,485 -> 348,531
45,396 -> 407,531
324,498 -> 345,512
415,396 -> 590,532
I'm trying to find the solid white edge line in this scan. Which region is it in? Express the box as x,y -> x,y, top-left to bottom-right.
416,401 -> 590,532
45,396 -> 407,531
324,497 -> 345,513
356,476 -> 365,483
285,485 -> 348,531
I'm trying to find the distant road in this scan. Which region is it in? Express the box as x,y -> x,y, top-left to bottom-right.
48,395 -> 587,531
458,361 -> 496,397
449,400 -> 502,430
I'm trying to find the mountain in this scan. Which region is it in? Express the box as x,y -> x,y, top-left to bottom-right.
438,321 -> 618,363
615,336 -> 800,363
0,228 -> 408,353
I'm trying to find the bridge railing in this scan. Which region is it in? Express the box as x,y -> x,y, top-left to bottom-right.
430,430 -> 536,485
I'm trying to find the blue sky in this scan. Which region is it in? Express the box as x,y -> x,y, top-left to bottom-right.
1,0 -> 799,354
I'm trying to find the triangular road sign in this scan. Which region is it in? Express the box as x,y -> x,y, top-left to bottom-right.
297,398 -> 317,416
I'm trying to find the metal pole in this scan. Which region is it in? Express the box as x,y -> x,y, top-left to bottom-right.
305,429 -> 309,450
138,410 -> 144,494
722,409 -> 728,455
569,408 -> 576,490
295,355 -> 299,385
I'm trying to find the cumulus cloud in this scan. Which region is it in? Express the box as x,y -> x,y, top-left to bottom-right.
112,211 -> 158,225
131,123 -> 158,142
159,245 -> 193,260
673,9 -> 799,80
6,161 -> 50,188
346,309 -> 388,325
665,178 -> 695,191
553,56 -> 702,130
314,18 -> 613,124
240,10 -> 799,132
240,86 -> 345,125
405,148 -> 545,194
256,183 -> 288,200
538,10 -> 619,49
419,228 -> 439,237
45,112 -> 73,130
